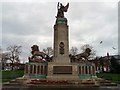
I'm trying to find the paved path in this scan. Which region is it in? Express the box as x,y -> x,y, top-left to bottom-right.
99,86 -> 120,90
1,84 -> 120,90
1,86 -> 120,90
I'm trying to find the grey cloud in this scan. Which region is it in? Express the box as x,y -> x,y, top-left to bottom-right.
2,2 -> 118,62
2,2 -> 56,36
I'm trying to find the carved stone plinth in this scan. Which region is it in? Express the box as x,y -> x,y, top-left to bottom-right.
47,62 -> 79,80
53,18 -> 70,63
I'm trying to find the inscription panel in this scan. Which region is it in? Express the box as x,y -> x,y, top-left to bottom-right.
53,66 -> 72,74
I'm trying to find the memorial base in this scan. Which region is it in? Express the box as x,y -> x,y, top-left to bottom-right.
47,62 -> 79,80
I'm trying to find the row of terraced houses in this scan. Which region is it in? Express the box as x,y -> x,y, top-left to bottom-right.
90,55 -> 120,73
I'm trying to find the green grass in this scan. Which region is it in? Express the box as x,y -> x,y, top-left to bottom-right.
97,73 -> 120,83
1,70 -> 120,84
1,70 -> 24,82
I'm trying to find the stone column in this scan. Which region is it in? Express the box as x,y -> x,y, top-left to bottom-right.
84,66 -> 86,74
53,18 -> 70,63
36,65 -> 38,75
34,65 -> 36,74
32,65 -> 34,74
39,65 -> 41,74
43,66 -> 45,74
91,66 -> 93,74
93,66 -> 95,74
80,66 -> 82,74
87,66 -> 89,74
28,65 -> 30,74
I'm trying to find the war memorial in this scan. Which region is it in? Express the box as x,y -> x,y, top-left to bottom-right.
24,2 -> 96,81
2,2 -> 118,90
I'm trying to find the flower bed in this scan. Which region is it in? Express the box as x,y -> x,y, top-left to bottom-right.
27,79 -> 69,85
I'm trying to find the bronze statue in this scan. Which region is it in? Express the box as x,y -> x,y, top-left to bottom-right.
69,48 -> 91,63
76,48 -> 91,61
31,45 -> 46,58
28,45 -> 47,62
56,2 -> 69,18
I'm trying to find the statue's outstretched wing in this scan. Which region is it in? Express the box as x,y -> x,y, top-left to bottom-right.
57,2 -> 60,9
64,3 -> 69,12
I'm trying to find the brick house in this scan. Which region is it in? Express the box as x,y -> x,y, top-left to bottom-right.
90,55 -> 120,73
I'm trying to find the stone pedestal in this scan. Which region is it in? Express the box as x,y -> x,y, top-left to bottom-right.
47,62 -> 79,80
53,18 -> 70,63
47,17 -> 80,80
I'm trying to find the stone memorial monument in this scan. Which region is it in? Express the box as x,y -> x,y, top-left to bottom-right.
4,3 -> 118,88
47,2 -> 79,80
24,2 -> 96,80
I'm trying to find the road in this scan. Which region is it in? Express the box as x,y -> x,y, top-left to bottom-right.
1,86 -> 120,90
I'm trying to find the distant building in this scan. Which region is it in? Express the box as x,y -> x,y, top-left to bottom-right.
90,55 -> 120,73
4,63 -> 25,70
0,52 -> 24,70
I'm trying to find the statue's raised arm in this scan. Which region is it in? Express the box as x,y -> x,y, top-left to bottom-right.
56,2 -> 69,18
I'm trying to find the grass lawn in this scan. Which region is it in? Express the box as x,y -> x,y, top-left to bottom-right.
1,70 -> 24,83
97,73 -> 120,83
1,70 -> 120,84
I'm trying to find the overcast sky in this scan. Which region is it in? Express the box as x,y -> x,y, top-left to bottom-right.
1,0 -> 119,63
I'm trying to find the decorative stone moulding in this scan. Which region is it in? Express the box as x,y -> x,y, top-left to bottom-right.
56,17 -> 67,24
78,63 -> 97,79
24,62 -> 48,79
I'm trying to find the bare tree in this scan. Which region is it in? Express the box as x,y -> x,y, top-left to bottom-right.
0,46 -> 2,61
70,47 -> 78,56
80,44 -> 96,59
6,45 -> 22,70
43,47 -> 53,57
0,46 -> 1,53
0,47 -> 11,70
1,53 -> 10,70
0,47 -> 2,70
0,47 -> 7,70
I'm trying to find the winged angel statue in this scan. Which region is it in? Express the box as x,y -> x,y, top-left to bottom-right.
56,2 -> 69,18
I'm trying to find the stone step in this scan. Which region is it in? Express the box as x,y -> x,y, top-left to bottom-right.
47,75 -> 79,80
100,83 -> 117,86
3,79 -> 21,86
3,83 -> 21,86
9,80 -> 17,83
